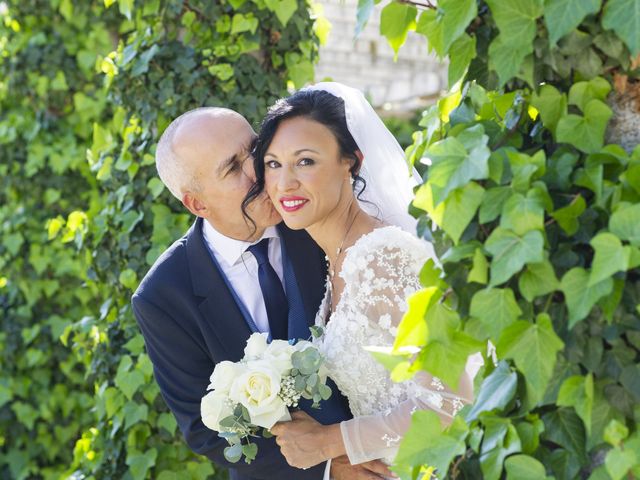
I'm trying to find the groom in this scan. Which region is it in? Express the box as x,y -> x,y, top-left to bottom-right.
131,108 -> 389,480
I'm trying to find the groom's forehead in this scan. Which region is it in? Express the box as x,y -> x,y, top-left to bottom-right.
174,114 -> 253,161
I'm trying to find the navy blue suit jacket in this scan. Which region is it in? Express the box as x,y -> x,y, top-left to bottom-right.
132,218 -> 352,480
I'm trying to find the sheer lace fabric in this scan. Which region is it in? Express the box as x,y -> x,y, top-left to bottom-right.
313,226 -> 469,466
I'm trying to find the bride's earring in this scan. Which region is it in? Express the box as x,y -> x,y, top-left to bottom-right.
349,176 -> 354,186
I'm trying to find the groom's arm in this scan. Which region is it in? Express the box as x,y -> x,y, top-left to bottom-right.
131,293 -> 321,479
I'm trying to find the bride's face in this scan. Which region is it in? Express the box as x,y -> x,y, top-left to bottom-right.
263,116 -> 353,230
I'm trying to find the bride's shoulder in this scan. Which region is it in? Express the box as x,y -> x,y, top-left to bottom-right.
342,226 -> 434,277
354,225 -> 431,256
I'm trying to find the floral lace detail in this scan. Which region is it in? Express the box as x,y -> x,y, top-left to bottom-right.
314,226 -> 462,420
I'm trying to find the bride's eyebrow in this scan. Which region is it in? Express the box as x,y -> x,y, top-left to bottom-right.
264,147 -> 320,159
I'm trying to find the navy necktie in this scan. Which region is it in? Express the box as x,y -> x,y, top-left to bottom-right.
247,239 -> 289,340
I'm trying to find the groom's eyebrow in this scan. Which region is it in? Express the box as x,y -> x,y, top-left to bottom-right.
217,153 -> 238,176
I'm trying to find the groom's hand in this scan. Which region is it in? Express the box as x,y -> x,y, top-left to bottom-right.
330,455 -> 395,479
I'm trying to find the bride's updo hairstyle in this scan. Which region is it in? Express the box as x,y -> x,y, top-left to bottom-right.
242,89 -> 367,224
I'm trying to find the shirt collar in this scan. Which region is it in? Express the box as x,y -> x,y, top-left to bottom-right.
202,220 -> 279,267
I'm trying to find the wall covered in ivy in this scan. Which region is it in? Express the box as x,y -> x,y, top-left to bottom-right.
0,1 -> 319,478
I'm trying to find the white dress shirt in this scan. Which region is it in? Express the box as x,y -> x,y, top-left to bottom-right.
202,220 -> 284,335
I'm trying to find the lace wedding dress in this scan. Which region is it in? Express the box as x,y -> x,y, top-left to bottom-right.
314,226 -> 468,469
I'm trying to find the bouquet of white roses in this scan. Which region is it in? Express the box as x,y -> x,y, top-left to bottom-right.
200,329 -> 332,464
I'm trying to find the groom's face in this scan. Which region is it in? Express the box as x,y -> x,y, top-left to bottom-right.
174,111 -> 281,240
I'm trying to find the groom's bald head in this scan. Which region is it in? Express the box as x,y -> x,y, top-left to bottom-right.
154,107 -> 280,240
155,107 -> 251,199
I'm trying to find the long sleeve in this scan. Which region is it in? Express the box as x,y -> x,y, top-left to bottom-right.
333,232 -> 473,465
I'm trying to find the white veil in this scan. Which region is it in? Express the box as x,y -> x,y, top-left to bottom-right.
304,82 -> 421,234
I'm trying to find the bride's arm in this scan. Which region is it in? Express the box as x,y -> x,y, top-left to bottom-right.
338,240 -> 474,465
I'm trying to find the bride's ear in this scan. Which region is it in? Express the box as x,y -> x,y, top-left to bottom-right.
352,150 -> 364,175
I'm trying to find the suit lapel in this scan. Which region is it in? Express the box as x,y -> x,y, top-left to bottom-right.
186,218 -> 252,361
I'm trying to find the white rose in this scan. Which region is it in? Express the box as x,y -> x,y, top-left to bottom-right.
201,391 -> 234,432
208,360 -> 243,393
264,340 -> 295,375
229,364 -> 289,429
244,332 -> 269,359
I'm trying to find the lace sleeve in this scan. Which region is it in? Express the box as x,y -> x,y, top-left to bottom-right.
338,236 -> 473,465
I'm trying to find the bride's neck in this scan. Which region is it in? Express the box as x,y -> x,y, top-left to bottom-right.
306,198 -> 378,267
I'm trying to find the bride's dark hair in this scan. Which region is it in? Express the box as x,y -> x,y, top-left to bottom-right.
242,90 -> 367,227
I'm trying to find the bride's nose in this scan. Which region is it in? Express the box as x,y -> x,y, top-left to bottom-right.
277,165 -> 300,191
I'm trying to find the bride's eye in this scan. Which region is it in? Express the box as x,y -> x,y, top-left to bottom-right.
265,160 -> 280,169
298,157 -> 315,166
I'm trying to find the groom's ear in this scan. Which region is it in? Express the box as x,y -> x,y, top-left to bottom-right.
182,192 -> 207,218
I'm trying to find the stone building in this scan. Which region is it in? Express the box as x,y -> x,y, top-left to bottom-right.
315,0 -> 447,114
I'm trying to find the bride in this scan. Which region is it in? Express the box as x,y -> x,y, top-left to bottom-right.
246,82 -> 473,476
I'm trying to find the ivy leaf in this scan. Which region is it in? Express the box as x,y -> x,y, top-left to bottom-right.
468,248 -> 489,285
448,33 -> 476,87
380,2 -> 417,59
505,454 -> 548,480
479,186 -> 512,224
417,303 -> 484,390
560,267 -> 614,327
609,203 -> 640,246
518,259 -> 560,301
126,449 -> 157,480
264,0 -> 297,26
550,194 -> 586,235
395,411 -> 468,478
466,360 -> 518,421
602,0 -> 640,55
589,232 -> 631,286
355,0 -> 378,37
568,77 -> 611,111
488,36 -> 533,87
485,228 -> 545,286
556,99 -> 613,153
500,190 -> 545,236
486,0 -> 544,40
544,0 -> 602,46
530,84 -> 567,134
394,287 -> 442,351
557,374 -> 594,435
496,314 -> 564,407
426,124 -> 490,205
416,0 -> 476,58
542,408 -> 587,462
414,182 -> 485,245
480,417 -> 523,480
470,287 -> 522,341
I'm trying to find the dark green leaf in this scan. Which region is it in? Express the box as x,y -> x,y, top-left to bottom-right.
466,361 -> 518,421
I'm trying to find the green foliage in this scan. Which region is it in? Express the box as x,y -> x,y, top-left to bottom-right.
370,1 -> 640,478
0,0 -> 319,478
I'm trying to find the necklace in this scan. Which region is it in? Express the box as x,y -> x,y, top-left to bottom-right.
327,209 -> 360,280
